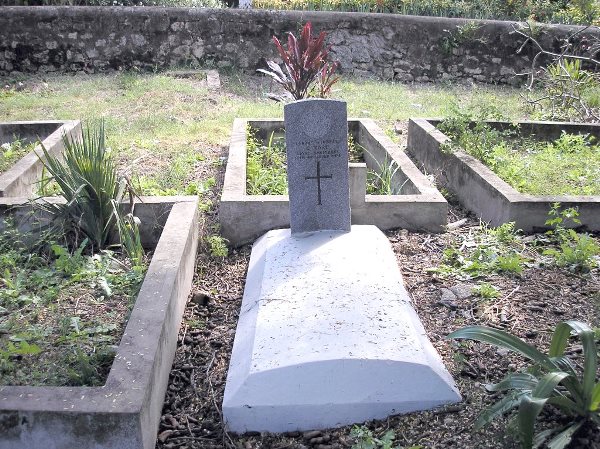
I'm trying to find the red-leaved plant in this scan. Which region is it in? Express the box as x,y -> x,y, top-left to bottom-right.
257,22 -> 340,101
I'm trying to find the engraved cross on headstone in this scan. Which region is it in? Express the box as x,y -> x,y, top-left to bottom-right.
304,160 -> 332,206
284,99 -> 351,234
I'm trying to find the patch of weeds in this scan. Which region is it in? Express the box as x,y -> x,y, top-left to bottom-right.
347,134 -> 363,162
185,177 -> 216,196
366,156 -> 404,195
134,175 -> 178,196
438,105 -> 515,167
473,282 -> 500,300
198,198 -> 214,213
246,126 -> 288,195
542,203 -> 600,272
440,22 -> 481,56
0,138 -> 37,173
185,317 -> 205,328
0,224 -> 146,386
206,235 -> 228,258
350,425 -> 422,449
432,222 -> 527,280
438,108 -> 600,196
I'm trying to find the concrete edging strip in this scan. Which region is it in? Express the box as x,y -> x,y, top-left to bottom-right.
0,120 -> 81,198
407,118 -> 600,232
0,196 -> 199,449
220,118 -> 447,246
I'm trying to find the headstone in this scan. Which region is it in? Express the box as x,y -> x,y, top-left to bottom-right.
222,99 -> 461,433
284,99 -> 351,233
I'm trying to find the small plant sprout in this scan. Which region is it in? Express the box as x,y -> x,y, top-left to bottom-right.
258,22 -> 340,101
473,282 -> 499,300
350,426 -> 398,449
206,235 -> 228,258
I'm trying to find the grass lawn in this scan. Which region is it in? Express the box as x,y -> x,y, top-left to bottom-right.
0,72 -> 525,195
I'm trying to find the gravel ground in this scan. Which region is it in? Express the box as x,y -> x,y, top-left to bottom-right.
155,126 -> 600,449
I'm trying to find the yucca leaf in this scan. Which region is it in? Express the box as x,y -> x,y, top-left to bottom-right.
447,326 -> 556,371
516,373 -> 571,449
518,395 -> 547,449
591,383 -> 600,411
546,421 -> 584,449
549,321 -> 575,357
547,395 -> 585,416
533,429 -> 555,449
486,373 -> 538,393
532,372 -> 570,398
551,355 -> 577,377
474,391 -> 526,430
552,321 -> 598,409
574,326 -> 598,410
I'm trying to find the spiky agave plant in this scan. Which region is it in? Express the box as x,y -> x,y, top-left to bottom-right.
36,120 -> 135,254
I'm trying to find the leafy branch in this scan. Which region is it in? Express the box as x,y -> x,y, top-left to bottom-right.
512,22 -> 600,122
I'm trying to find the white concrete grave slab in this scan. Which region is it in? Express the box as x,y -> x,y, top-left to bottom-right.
223,225 -> 461,433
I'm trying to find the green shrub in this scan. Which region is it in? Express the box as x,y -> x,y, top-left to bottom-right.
257,22 -> 340,101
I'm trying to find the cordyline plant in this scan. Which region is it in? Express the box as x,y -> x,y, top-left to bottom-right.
448,320 -> 600,449
257,22 -> 340,101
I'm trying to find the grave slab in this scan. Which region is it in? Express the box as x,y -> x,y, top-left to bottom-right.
223,225 -> 461,433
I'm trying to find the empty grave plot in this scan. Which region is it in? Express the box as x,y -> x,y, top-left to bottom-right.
408,119 -> 600,232
0,196 -> 198,449
221,118 -> 446,246
0,121 -> 81,197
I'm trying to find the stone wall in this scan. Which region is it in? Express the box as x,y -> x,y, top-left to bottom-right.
0,6 -> 597,84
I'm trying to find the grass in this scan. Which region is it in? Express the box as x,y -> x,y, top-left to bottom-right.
0,72 -> 524,194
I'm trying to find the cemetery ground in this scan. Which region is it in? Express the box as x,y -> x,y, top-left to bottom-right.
1,72 -> 599,448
